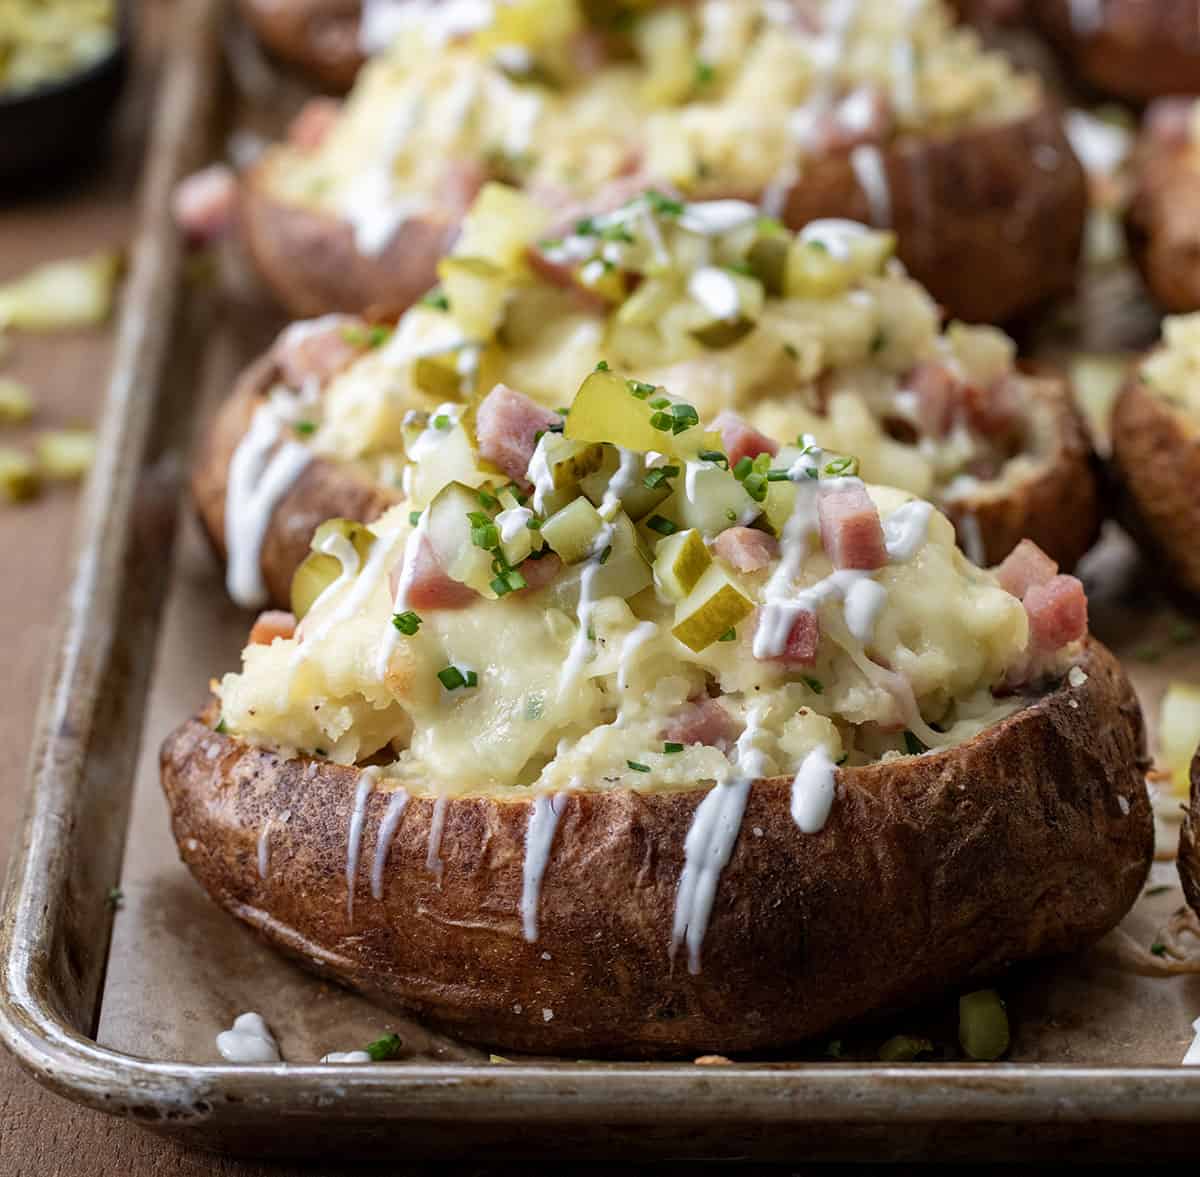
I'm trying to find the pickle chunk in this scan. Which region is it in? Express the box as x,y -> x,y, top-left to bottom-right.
290,518 -> 375,619
672,563 -> 754,652
653,528 -> 710,602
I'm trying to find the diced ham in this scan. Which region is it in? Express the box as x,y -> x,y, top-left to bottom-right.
173,164 -> 236,246
710,411 -> 779,468
713,527 -> 779,573
1023,574 -> 1088,652
516,552 -> 562,593
993,539 -> 1058,600
905,361 -> 957,437
661,696 -> 738,750
962,375 -> 1022,439
286,97 -> 341,151
442,157 -> 490,217
272,314 -> 368,390
566,27 -> 611,75
904,363 -> 1021,440
248,610 -> 296,645
1145,97 -> 1197,150
389,535 -> 477,611
818,484 -> 887,571
757,608 -> 820,667
475,384 -> 561,485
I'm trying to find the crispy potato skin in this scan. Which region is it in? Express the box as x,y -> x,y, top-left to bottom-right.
1110,377 -> 1200,600
1036,0 -> 1200,102
1181,749 -> 1200,916
243,101 -> 1083,325
240,153 -> 463,319
237,0 -> 364,92
161,640 -> 1150,1057
779,104 -> 1087,325
190,352 -> 402,610
1127,137 -> 1200,314
943,377 -> 1103,571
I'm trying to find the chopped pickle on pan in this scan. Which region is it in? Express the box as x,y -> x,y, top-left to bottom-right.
436,256 -> 509,339
747,235 -> 789,297
589,511 -> 653,600
615,276 -> 679,328
686,270 -> 764,350
290,518 -> 376,620
36,429 -> 95,479
958,990 -> 1009,1061
579,447 -> 670,521
412,349 -> 468,400
654,467 -> 758,538
539,432 -> 606,491
671,562 -> 754,653
785,240 -> 856,300
653,528 -> 711,602
0,447 -> 38,502
635,6 -> 694,107
541,496 -> 605,564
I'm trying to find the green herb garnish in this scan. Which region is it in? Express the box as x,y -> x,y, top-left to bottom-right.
438,666 -> 476,691
392,611 -> 422,636
717,628 -> 737,642
664,742 -> 684,753
627,761 -> 651,773
294,420 -> 316,436
105,886 -> 123,911
409,510 -> 422,526
643,464 -> 680,490
627,379 -> 656,400
903,731 -> 925,755
646,515 -> 678,536
1151,942 -> 1168,957
420,289 -> 450,311
365,1033 -> 403,1061
801,676 -> 823,694
694,59 -> 715,86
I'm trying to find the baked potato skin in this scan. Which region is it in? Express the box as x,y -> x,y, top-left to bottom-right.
191,352 -> 403,610
1110,378 -> 1200,601
779,104 -> 1087,325
1180,748 -> 1200,916
237,0 -> 364,92
945,377 -> 1103,571
240,154 -> 463,319
1036,0 -> 1200,103
160,640 -> 1151,1058
1126,136 -> 1200,314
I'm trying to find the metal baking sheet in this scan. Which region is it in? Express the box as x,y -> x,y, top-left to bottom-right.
4,0 -> 1200,1159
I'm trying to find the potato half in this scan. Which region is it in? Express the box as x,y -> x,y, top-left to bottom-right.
160,639 -> 1150,1057
237,0 -> 364,91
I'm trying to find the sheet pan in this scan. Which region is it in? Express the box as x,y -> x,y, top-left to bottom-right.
4,0 -> 1200,1159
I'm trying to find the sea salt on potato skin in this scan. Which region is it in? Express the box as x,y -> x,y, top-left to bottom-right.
161,640 -> 1150,1058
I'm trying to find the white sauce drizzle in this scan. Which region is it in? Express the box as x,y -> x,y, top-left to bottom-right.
345,769 -> 378,921
224,407 -> 312,608
521,792 -> 568,941
617,621 -> 659,692
956,510 -> 986,567
426,795 -> 448,879
527,434 -> 556,514
370,788 -> 409,900
791,745 -> 838,834
678,199 -> 759,236
687,266 -> 741,321
882,500 -> 933,562
321,1050 -> 372,1064
799,218 -> 872,260
216,1012 -> 280,1064
1184,1017 -> 1200,1065
376,517 -> 428,678
496,506 -> 533,542
600,447 -> 640,517
359,0 -> 495,54
850,144 -> 892,228
670,706 -> 767,975
256,821 -> 272,880
504,90 -> 543,157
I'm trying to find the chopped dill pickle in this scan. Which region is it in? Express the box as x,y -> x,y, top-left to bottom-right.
426,481 -> 498,597
653,528 -> 711,601
671,563 -> 754,653
579,448 -> 670,521
565,368 -> 665,453
747,235 -> 789,296
539,432 -> 606,491
589,511 -> 652,600
541,496 -> 605,565
436,256 -> 509,338
958,990 -> 1009,1061
290,519 -> 375,620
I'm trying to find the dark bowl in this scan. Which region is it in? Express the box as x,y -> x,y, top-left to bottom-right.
0,5 -> 131,185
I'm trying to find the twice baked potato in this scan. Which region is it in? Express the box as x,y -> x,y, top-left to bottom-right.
197,186 -> 1103,611
1127,97 -> 1200,313
1036,0 -> 1200,103
239,0 -> 1085,324
237,0 -> 364,91
1180,745 -> 1200,917
165,371 -> 1150,1057
1110,315 -> 1200,600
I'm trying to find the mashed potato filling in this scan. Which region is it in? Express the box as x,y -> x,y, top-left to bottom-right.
277,0 -> 1036,233
219,362 -> 1046,798
1141,313 -> 1200,424
280,189 -> 1046,517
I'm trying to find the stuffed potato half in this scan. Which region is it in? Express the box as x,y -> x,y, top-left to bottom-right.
197,188 -> 1102,613
240,0 -> 1085,324
169,358 -> 1149,1056
1110,314 -> 1200,601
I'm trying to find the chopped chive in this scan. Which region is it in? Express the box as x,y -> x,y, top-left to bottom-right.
801,675 -> 823,694
903,731 -> 925,755
598,544 -> 613,565
783,342 -> 799,359
698,449 -> 728,468
409,510 -> 422,526
365,1033 -> 402,1061
420,289 -> 450,311
392,610 -> 422,636
434,667 -> 465,695
594,360 -> 610,371
670,404 -> 699,434
646,515 -> 678,536
664,742 -> 684,753
464,670 -> 478,688
645,190 -> 684,217
478,488 -> 499,509
575,216 -> 598,236
627,760 -> 651,773
732,456 -> 753,480
105,886 -> 123,910
526,516 -> 542,531
214,717 -> 227,734
469,511 -> 499,551
836,753 -> 848,765
650,411 -> 673,431
649,396 -> 671,409
1150,942 -> 1167,957
765,469 -> 791,482
643,464 -> 680,490
432,414 -> 451,430
823,455 -> 859,478
694,59 -> 715,86
627,379 -> 656,400
717,628 -> 736,642
294,420 -> 316,436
